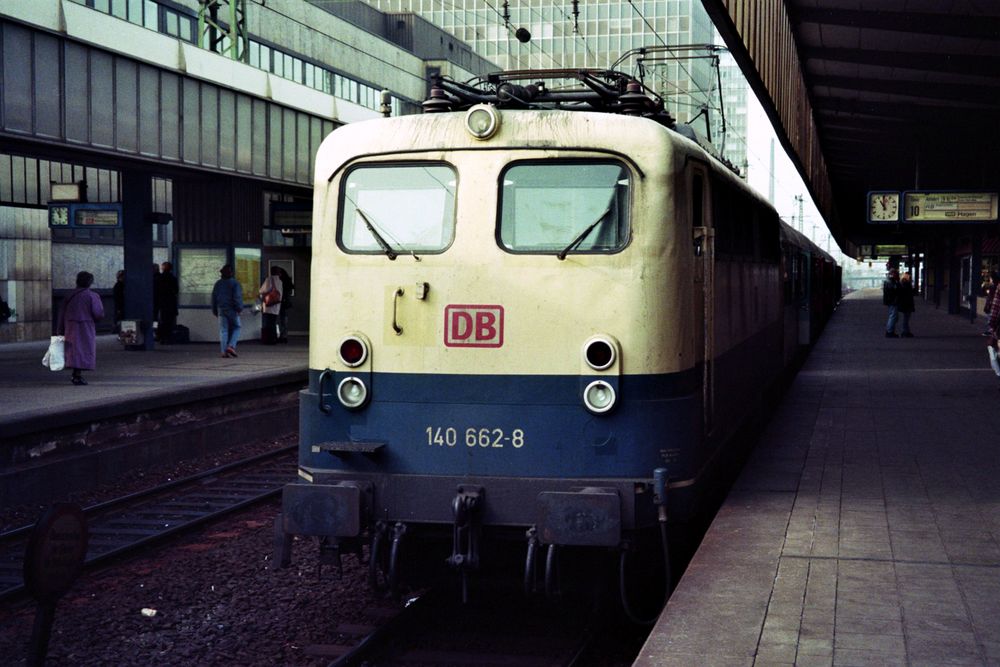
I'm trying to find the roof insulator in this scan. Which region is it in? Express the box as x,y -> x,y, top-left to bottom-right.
422,85 -> 454,114
619,81 -> 650,116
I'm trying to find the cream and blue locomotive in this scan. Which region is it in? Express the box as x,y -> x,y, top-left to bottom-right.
278,71 -> 837,602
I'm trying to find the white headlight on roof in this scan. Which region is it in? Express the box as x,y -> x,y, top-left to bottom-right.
465,104 -> 500,140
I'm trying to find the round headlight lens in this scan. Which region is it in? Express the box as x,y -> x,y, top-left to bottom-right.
584,339 -> 616,370
339,336 -> 368,367
337,376 -> 368,409
583,380 -> 616,414
465,105 -> 500,140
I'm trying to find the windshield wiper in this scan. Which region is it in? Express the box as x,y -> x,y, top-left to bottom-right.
355,208 -> 422,262
557,206 -> 612,261
355,208 -> 398,260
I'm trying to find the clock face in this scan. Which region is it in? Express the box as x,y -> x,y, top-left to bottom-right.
49,205 -> 70,227
869,193 -> 899,222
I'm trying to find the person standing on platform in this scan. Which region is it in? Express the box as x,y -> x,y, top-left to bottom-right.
883,268 -> 900,338
277,267 -> 294,344
897,271 -> 916,338
152,262 -> 161,338
212,264 -> 244,358
157,261 -> 179,343
258,266 -> 283,345
983,272 -> 999,336
112,269 -> 125,330
58,271 -> 104,386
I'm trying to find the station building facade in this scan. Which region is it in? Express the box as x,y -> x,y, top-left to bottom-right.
0,0 -> 493,344
360,1 -> 719,136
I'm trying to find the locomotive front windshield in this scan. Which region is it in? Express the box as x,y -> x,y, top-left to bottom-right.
339,164 -> 457,255
498,161 -> 630,254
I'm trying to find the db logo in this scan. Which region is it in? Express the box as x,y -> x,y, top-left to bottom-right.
444,305 -> 504,348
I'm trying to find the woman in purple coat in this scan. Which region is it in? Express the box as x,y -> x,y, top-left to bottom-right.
59,271 -> 104,385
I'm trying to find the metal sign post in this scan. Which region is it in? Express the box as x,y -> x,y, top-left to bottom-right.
23,503 -> 89,667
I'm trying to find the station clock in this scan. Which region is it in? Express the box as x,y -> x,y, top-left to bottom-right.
868,192 -> 900,222
48,204 -> 70,227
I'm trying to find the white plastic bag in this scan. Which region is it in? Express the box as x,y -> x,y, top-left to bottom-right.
44,335 -> 65,372
988,346 -> 1000,377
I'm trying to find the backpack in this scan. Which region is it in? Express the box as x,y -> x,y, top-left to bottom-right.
263,280 -> 281,307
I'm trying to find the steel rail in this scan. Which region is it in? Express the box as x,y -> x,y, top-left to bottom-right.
0,444 -> 296,601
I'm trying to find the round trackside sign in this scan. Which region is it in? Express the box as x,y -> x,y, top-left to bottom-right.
23,503 -> 89,603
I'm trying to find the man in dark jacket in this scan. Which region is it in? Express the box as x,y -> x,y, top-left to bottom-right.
897,272 -> 916,338
883,268 -> 900,337
211,264 -> 243,358
156,261 -> 179,343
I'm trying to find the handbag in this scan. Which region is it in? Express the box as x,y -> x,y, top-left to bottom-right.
263,279 -> 281,307
43,335 -> 65,372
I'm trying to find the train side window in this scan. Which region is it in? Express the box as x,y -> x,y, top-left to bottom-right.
338,163 -> 457,255
497,161 -> 630,255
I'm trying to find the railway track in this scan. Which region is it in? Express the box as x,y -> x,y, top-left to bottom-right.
301,583 -> 606,667
0,445 -> 296,601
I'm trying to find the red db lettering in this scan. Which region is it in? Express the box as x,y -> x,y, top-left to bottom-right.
444,305 -> 504,348
476,312 -> 496,341
451,311 -> 473,341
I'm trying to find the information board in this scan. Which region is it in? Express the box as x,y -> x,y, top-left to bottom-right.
178,247 -> 227,307
75,208 -> 120,227
903,192 -> 998,222
47,203 -> 122,228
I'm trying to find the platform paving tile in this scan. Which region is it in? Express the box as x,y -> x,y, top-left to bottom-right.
834,632 -> 907,654
983,640 -> 1000,660
939,530 -> 1000,565
906,630 -> 982,664
889,529 -> 950,562
795,654 -> 834,667
832,648 -> 908,666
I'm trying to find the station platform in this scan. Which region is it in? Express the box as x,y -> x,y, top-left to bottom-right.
637,289 -> 1000,666
0,335 -> 308,438
0,335 -> 308,507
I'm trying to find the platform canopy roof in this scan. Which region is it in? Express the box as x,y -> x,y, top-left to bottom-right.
704,0 -> 1000,254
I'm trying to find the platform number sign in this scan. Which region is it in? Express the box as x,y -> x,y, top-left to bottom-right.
444,305 -> 504,348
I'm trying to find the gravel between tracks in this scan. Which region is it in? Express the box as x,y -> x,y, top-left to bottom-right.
0,499 -> 380,666
1,431 -> 387,665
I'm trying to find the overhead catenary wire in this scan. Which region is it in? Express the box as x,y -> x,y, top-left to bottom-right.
482,0 -> 562,69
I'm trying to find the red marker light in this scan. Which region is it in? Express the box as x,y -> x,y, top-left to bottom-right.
339,336 -> 367,367
585,339 -> 615,370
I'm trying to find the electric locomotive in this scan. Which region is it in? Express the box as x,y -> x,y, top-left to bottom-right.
277,70 -> 836,600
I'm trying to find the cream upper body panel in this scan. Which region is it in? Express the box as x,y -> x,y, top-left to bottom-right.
310,110 -> 702,377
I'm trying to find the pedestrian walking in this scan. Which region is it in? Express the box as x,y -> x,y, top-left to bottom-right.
212,264 -> 244,358
58,271 -> 104,385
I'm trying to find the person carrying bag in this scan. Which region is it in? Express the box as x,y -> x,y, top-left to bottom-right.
258,267 -> 283,345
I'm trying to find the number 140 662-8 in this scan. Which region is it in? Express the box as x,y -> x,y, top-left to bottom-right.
425,427 -> 525,449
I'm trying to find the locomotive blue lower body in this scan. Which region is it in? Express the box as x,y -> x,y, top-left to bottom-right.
282,321 -> 788,576
286,368 -> 706,545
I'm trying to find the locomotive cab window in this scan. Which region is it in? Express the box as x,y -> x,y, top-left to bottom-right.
498,161 -> 630,255
339,164 -> 457,255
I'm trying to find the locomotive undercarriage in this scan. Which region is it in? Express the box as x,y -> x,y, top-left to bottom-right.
276,469 -> 672,605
